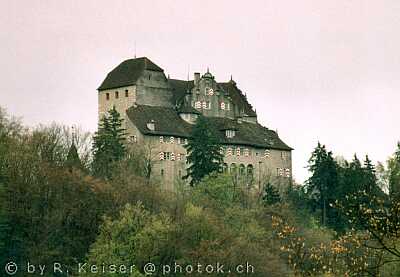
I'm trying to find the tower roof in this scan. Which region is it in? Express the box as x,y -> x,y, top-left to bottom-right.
98,57 -> 163,90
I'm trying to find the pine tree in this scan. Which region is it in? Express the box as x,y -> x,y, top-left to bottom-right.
65,142 -> 83,171
389,142 -> 400,198
262,183 -> 281,205
92,107 -> 126,179
363,155 -> 377,194
184,116 -> 223,185
306,142 -> 339,227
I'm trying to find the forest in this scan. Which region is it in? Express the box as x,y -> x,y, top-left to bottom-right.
0,106 -> 399,276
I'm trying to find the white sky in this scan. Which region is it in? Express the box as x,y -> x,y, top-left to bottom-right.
1,0 -> 399,182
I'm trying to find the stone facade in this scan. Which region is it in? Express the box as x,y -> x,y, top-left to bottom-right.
98,57 -> 293,190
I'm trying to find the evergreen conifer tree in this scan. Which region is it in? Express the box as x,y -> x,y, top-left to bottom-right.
306,142 -> 339,227
184,116 -> 223,185
262,183 -> 281,205
363,155 -> 377,194
92,107 -> 126,178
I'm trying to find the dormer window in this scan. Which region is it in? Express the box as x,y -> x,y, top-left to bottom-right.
226,130 -> 235,138
147,120 -> 155,131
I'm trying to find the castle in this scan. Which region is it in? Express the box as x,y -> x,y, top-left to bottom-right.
98,57 -> 292,190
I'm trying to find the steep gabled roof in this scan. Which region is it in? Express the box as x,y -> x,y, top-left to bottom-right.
168,79 -> 194,106
126,105 -> 292,150
126,105 -> 192,137
218,81 -> 256,117
98,57 -> 164,90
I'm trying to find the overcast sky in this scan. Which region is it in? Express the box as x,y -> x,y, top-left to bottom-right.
1,0 -> 399,182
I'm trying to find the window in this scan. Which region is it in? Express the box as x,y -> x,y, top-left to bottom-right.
125,90 -> 129,97
171,152 -> 175,161
178,170 -> 182,178
115,91 -> 119,99
177,137 -> 181,144
159,152 -> 165,160
226,130 -> 235,138
227,147 -> 232,156
230,163 -> 237,173
177,153 -> 181,161
165,152 -> 171,160
239,164 -> 245,175
206,101 -> 211,109
247,164 -> 254,176
264,149 -> 270,158
207,88 -> 214,95
285,168 -> 291,178
130,135 -> 137,143
281,151 -> 289,161
277,168 -> 284,177
160,136 -> 164,143
219,147 -> 224,155
202,101 -> 207,109
195,101 -> 201,109
161,169 -> 164,176
170,136 -> 174,144
236,147 -> 241,156
184,138 -> 188,145
244,148 -> 249,157
106,93 -> 110,100
220,102 -> 225,110
222,163 -> 228,173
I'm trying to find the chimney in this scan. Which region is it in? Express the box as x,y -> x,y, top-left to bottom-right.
194,72 -> 200,86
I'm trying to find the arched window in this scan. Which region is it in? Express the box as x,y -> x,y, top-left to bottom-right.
230,163 -> 237,174
239,164 -> 245,175
247,164 -> 254,176
222,163 -> 228,173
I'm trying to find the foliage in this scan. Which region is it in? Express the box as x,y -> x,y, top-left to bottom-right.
305,142 -> 340,229
92,106 -> 127,179
262,183 -> 281,206
184,116 -> 223,185
271,215 -> 382,276
2,107 -> 400,276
